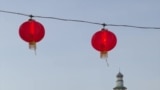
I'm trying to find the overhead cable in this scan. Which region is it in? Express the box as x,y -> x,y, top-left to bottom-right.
0,10 -> 160,29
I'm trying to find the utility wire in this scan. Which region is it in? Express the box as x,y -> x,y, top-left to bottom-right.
0,10 -> 29,17
0,9 -> 160,29
107,24 -> 160,29
34,15 -> 102,25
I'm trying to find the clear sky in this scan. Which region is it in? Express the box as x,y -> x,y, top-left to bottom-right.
0,0 -> 160,90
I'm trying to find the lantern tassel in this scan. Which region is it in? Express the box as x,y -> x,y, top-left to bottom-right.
100,51 -> 109,67
100,51 -> 108,58
105,59 -> 109,67
29,41 -> 37,55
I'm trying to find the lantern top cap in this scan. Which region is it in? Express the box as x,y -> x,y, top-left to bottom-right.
28,18 -> 36,21
101,28 -> 109,31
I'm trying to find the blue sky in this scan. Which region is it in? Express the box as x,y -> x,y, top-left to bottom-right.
0,0 -> 160,90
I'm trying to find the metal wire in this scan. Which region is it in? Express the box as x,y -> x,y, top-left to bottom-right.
0,9 -> 160,29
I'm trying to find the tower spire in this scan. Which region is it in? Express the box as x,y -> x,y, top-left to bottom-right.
113,72 -> 127,90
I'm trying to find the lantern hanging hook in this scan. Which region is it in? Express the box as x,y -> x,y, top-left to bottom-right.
102,23 -> 107,28
29,14 -> 34,19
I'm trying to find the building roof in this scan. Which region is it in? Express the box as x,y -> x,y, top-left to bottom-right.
113,86 -> 127,89
117,72 -> 123,77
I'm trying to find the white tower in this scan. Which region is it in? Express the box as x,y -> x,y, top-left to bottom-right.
113,72 -> 127,90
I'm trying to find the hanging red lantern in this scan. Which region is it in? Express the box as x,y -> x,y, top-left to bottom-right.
91,28 -> 117,58
19,19 -> 45,52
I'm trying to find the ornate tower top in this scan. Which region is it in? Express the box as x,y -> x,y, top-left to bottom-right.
117,72 -> 123,77
113,72 -> 127,90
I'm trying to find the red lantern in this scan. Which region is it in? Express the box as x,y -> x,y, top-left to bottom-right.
19,19 -> 45,52
91,28 -> 117,58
